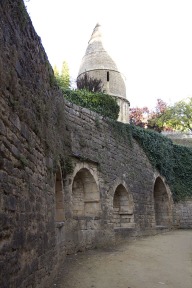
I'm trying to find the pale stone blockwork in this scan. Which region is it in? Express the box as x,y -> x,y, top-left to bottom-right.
0,3 -> 191,288
173,200 -> 192,228
113,184 -> 135,228
153,175 -> 173,228
72,167 -> 101,217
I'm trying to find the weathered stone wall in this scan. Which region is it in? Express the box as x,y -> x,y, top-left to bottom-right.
0,2 -> 188,288
173,201 -> 192,228
0,1 -> 69,287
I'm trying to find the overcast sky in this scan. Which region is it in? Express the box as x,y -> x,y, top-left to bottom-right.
25,0 -> 192,109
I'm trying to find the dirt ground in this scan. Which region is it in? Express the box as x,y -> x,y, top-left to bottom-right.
52,230 -> 192,288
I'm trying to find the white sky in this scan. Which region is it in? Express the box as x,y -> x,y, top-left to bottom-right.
25,0 -> 192,108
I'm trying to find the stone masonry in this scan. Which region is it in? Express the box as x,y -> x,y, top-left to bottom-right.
0,1 -> 191,288
173,201 -> 192,229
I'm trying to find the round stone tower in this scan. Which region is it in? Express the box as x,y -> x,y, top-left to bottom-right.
77,23 -> 130,123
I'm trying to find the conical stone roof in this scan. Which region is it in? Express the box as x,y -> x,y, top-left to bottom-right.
78,23 -> 119,73
78,24 -> 118,75
77,23 -> 127,100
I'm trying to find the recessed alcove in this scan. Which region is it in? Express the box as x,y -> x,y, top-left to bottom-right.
154,177 -> 171,227
113,184 -> 134,228
72,168 -> 101,217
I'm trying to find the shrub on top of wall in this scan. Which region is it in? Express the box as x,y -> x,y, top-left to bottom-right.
62,88 -> 120,120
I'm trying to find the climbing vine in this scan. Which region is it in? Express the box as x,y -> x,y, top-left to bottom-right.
107,119 -> 133,146
107,121 -> 192,201
172,145 -> 192,201
131,125 -> 192,201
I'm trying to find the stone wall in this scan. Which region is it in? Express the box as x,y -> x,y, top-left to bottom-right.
0,1 -> 188,288
173,201 -> 192,228
0,2 -> 69,287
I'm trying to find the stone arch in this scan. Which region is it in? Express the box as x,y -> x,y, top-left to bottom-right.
113,182 -> 134,228
153,176 -> 172,227
72,167 -> 101,217
55,166 -> 65,222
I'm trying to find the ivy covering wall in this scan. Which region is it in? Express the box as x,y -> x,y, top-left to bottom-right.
108,121 -> 192,201
131,125 -> 192,201
59,86 -> 192,201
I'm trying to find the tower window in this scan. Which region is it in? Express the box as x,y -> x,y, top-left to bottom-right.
107,71 -> 109,82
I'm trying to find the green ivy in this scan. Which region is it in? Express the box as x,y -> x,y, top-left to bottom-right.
172,145 -> 192,201
107,119 -> 133,146
107,121 -> 192,201
130,125 -> 192,201
51,73 -> 192,201
131,125 -> 175,180
63,157 -> 74,174
62,88 -> 119,120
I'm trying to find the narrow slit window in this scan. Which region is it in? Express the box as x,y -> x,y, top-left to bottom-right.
107,71 -> 109,82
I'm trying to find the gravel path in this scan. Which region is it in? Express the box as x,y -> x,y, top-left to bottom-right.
52,230 -> 192,288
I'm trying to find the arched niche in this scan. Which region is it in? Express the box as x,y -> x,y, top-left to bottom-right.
55,167 -> 65,222
154,177 -> 171,227
72,168 -> 100,217
113,184 -> 134,228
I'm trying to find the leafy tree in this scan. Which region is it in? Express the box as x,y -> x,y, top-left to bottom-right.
53,65 -> 59,78
148,99 -> 170,132
164,98 -> 192,132
130,99 -> 178,132
76,73 -> 103,92
148,98 -> 192,132
129,107 -> 149,128
54,61 -> 70,90
61,61 -> 70,89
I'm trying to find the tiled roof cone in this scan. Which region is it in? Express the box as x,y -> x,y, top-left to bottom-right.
77,23 -> 130,123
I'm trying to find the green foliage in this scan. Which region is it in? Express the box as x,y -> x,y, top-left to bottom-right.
62,157 -> 74,175
63,88 -> 119,120
53,64 -> 119,119
148,108 -> 172,132
61,61 -> 70,88
172,145 -> 192,201
131,125 -> 174,180
76,73 -> 103,92
147,97 -> 192,132
107,120 -> 133,146
54,61 -> 70,89
164,98 -> 192,132
108,120 -> 192,201
130,125 -> 192,201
